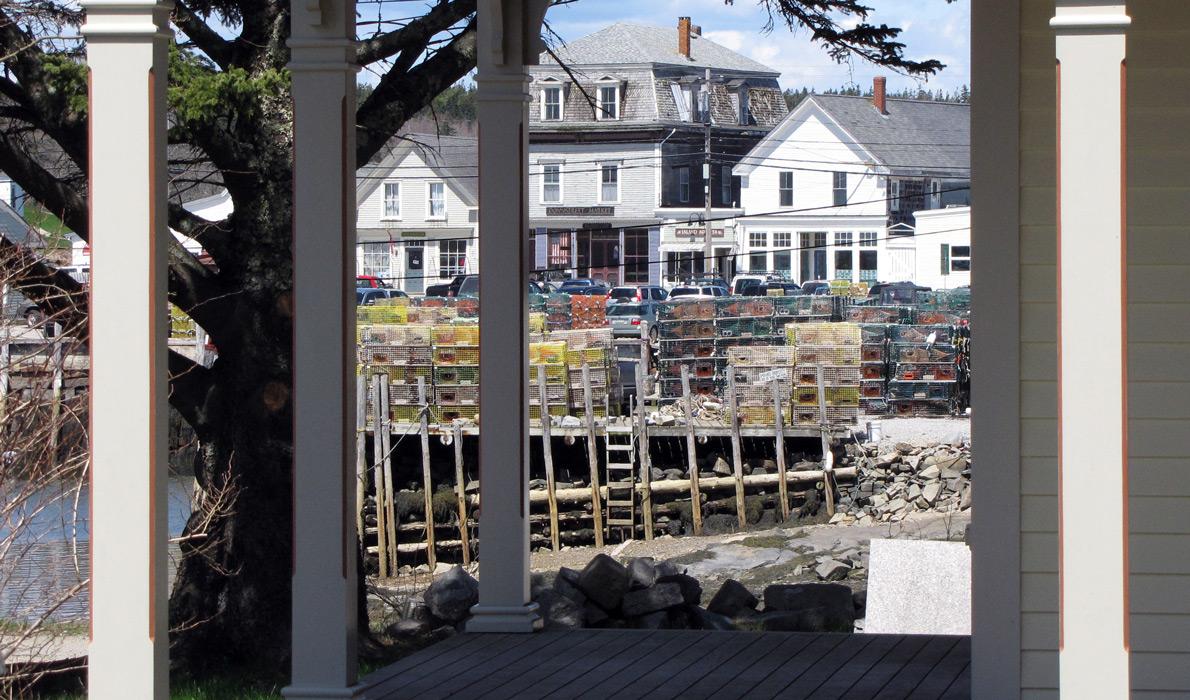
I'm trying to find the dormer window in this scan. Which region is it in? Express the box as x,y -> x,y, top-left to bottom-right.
542,85 -> 562,121
596,80 -> 620,120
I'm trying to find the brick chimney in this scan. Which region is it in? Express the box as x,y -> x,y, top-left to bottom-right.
678,17 -> 692,59
873,76 -> 888,115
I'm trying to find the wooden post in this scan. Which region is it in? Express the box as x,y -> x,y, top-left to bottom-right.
538,372 -> 561,552
581,364 -> 604,547
379,374 -> 398,574
452,423 -> 471,566
772,377 -> 790,521
727,374 -> 747,529
636,325 -> 654,540
680,365 -> 704,536
355,374 -> 367,540
370,375 -> 389,577
417,376 -> 436,569
816,365 -> 836,517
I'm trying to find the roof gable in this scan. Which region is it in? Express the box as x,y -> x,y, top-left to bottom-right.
810,94 -> 970,175
734,97 -> 880,177
356,134 -> 478,207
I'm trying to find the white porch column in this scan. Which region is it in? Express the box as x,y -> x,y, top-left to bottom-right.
82,0 -> 171,697
468,0 -> 550,633
283,0 -> 360,696
1052,3 -> 1131,696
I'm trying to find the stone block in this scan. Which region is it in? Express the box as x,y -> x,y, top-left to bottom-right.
864,539 -> 970,635
577,553 -> 630,611
707,579 -> 758,617
621,582 -> 685,617
423,565 -> 479,623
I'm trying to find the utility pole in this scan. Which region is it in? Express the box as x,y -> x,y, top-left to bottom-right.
702,68 -> 714,277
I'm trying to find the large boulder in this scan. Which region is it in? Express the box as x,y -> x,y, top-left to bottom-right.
535,589 -> 585,630
757,607 -> 854,633
702,513 -> 740,535
762,583 -> 856,632
658,572 -> 702,606
621,582 -> 685,617
627,557 -> 657,590
690,606 -> 738,631
577,554 -> 630,611
707,579 -> 758,617
423,566 -> 479,623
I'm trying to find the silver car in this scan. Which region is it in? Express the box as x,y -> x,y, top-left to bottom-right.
607,301 -> 660,340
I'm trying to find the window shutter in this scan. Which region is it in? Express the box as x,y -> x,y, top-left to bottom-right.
941,244 -> 951,276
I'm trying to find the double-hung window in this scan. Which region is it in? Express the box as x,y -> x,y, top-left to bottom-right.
382,182 -> 401,219
779,171 -> 794,207
600,163 -> 620,203
542,163 -> 562,204
542,86 -> 562,121
428,182 -> 446,219
597,84 -> 619,120
859,231 -> 878,247
360,242 -> 391,279
833,172 -> 848,207
749,231 -> 768,272
772,232 -> 792,273
949,245 -> 971,272
439,240 -> 467,278
677,166 -> 691,203
721,165 -> 733,206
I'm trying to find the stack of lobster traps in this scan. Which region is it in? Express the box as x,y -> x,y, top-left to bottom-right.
714,297 -> 779,344
724,345 -> 796,426
555,328 -> 614,418
886,324 -> 961,417
789,322 -> 862,426
529,340 -> 569,421
545,293 -> 573,331
570,294 -> 608,330
655,299 -> 722,401
359,323 -> 433,424
430,324 -> 480,422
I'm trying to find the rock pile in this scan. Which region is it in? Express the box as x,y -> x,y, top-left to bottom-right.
533,554 -> 861,633
829,437 -> 972,525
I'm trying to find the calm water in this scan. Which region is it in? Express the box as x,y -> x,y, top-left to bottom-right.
1,478 -> 193,622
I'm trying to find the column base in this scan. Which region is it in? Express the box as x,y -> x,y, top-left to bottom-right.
466,603 -> 543,633
281,683 -> 367,699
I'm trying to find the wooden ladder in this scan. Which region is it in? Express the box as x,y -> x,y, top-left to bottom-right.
604,423 -> 637,539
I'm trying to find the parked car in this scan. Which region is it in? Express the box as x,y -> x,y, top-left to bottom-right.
424,281 -> 452,297
556,278 -> 598,294
801,280 -> 831,296
606,285 -> 667,305
668,285 -> 727,298
759,281 -> 803,296
355,287 -> 408,305
356,275 -> 391,289
569,285 -> 610,296
444,274 -> 546,298
607,302 -> 661,340
868,281 -> 932,305
3,288 -> 46,327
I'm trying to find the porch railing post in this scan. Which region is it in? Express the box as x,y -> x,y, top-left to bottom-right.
1052,2 -> 1131,696
81,0 -> 172,696
467,0 -> 551,633
283,0 -> 361,694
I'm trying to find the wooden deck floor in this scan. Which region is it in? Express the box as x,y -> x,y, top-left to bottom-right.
359,630 -> 971,699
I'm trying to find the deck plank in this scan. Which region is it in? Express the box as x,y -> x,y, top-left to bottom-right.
770,633 -> 876,698
872,636 -> 961,699
499,629 -> 654,700
737,633 -> 849,697
839,635 -> 933,699
391,632 -> 549,699
586,631 -> 717,697
939,661 -> 972,699
648,631 -> 773,698
550,630 -> 675,699
807,634 -> 905,699
613,631 -> 728,699
479,630 -> 616,700
455,630 -> 602,699
677,631 -> 800,700
362,633 -> 507,698
902,637 -> 971,698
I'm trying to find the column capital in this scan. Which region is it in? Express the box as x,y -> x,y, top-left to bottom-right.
81,0 -> 171,40
287,38 -> 358,74
1051,3 -> 1130,32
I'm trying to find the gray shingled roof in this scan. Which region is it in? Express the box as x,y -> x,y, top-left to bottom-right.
810,94 -> 970,175
541,23 -> 778,76
357,133 -> 478,206
0,200 -> 43,248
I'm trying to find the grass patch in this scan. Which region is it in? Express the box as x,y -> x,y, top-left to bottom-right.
169,677 -> 283,700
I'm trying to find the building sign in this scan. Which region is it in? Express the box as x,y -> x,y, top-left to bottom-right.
674,227 -> 728,240
546,206 -> 614,217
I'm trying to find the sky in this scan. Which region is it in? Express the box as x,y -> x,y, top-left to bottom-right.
542,0 -> 970,94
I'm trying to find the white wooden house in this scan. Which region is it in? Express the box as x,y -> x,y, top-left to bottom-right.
734,81 -> 970,285
355,134 -> 478,294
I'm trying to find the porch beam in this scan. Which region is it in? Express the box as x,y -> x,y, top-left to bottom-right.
467,0 -> 551,634
81,1 -> 172,696
283,0 -> 361,696
1052,2 -> 1131,696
